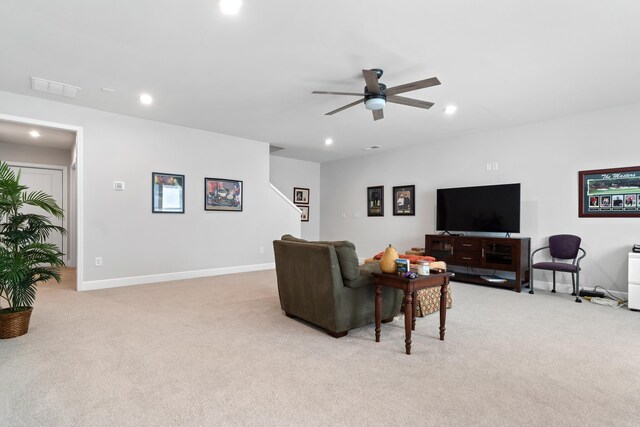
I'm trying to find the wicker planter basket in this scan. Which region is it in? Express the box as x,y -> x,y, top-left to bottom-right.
0,307 -> 33,339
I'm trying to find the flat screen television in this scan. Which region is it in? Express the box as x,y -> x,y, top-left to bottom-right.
436,183 -> 521,233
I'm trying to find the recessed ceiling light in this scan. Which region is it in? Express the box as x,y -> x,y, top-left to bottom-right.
324,138 -> 333,146
29,130 -> 41,138
219,0 -> 242,15
139,93 -> 153,105
444,105 -> 457,115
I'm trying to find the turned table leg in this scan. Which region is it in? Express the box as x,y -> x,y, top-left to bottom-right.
375,284 -> 382,343
404,290 -> 413,355
439,283 -> 447,341
411,291 -> 417,331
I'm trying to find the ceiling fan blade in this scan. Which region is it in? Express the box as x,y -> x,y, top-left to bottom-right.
362,69 -> 381,94
312,91 -> 364,96
325,98 -> 365,115
387,95 -> 434,109
372,109 -> 384,121
385,77 -> 441,96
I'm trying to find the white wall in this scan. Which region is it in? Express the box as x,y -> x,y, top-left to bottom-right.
0,141 -> 71,166
321,102 -> 640,293
0,90 -> 300,290
269,155 -> 320,240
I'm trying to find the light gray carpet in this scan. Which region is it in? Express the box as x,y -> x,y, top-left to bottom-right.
1,269 -> 639,426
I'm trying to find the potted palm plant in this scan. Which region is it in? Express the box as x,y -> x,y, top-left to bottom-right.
0,161 -> 66,339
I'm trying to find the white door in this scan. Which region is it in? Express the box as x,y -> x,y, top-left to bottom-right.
8,165 -> 65,258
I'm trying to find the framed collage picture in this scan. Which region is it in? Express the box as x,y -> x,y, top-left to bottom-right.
367,185 -> 384,217
579,166 -> 640,217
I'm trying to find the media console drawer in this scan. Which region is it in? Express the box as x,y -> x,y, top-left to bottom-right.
455,239 -> 482,252
455,253 -> 482,265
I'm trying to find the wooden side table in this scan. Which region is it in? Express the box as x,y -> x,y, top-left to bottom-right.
372,272 -> 453,355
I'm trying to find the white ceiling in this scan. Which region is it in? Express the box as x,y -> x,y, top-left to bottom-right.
1,1 -> 640,163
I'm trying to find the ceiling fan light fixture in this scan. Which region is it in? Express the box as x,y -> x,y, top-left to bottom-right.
365,97 -> 385,111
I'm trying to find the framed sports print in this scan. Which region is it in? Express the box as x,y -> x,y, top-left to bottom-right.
204,178 -> 243,212
367,185 -> 384,217
152,172 -> 184,213
293,187 -> 309,204
393,185 -> 415,216
579,166 -> 640,217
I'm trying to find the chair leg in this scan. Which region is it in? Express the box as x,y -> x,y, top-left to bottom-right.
571,273 -> 576,296
551,271 -> 556,293
529,268 -> 535,294
574,271 -> 582,303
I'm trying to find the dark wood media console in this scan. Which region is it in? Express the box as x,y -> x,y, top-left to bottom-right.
425,234 -> 531,292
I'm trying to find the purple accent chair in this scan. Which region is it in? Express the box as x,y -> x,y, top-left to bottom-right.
529,234 -> 586,303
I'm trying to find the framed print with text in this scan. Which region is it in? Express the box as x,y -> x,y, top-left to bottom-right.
579,166 -> 640,217
152,172 -> 184,213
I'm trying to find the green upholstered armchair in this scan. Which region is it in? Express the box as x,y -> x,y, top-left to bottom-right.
273,236 -> 402,337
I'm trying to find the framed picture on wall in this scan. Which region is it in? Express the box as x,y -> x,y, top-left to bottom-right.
367,185 -> 384,217
293,187 -> 309,204
297,205 -> 309,222
152,172 -> 184,213
579,166 -> 640,217
204,178 -> 243,212
393,185 -> 415,216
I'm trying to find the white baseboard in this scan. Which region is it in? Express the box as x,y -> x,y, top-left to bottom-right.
78,262 -> 275,291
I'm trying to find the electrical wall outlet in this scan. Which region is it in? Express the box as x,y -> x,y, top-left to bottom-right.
95,257 -> 103,267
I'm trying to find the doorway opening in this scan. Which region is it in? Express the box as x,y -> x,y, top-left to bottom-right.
0,113 -> 83,290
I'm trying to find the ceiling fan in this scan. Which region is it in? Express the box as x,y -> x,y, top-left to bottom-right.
312,68 -> 441,121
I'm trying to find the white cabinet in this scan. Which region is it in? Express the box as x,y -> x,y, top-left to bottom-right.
629,252 -> 640,310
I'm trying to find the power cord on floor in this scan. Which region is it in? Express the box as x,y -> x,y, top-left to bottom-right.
593,285 -> 627,304
580,285 -> 628,308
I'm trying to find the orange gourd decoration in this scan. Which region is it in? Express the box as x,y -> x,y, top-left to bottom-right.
380,244 -> 399,273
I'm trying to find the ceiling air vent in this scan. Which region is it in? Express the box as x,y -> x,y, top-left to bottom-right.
30,77 -> 81,98
362,145 -> 382,151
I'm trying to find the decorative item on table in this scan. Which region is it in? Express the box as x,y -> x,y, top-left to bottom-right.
417,260 -> 430,276
406,248 -> 425,256
395,258 -> 410,276
380,244 -> 399,273
429,261 -> 447,274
